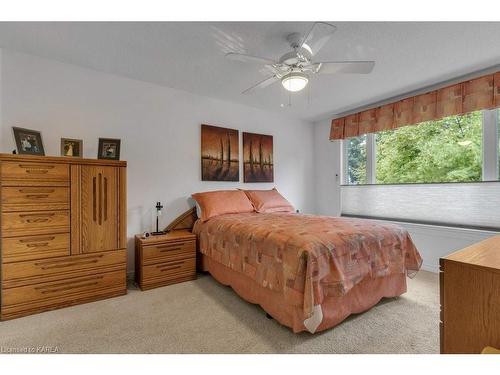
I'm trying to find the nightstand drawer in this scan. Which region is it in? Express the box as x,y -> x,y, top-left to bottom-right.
1,187 -> 70,212
135,230 -> 197,290
142,240 -> 195,265
142,258 -> 196,281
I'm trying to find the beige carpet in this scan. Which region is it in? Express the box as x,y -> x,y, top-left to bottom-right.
0,271 -> 439,354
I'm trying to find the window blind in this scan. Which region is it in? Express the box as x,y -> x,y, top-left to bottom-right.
341,182 -> 500,230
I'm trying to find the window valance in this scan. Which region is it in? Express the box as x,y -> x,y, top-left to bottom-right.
330,71 -> 500,140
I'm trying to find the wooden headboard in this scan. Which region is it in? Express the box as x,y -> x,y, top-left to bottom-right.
164,206 -> 198,232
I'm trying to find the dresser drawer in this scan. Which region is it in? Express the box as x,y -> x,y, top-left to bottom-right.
1,210 -> 70,237
1,187 -> 70,212
142,257 -> 196,282
142,239 -> 195,265
2,249 -> 126,287
2,233 -> 70,263
1,161 -> 69,186
1,270 -> 126,317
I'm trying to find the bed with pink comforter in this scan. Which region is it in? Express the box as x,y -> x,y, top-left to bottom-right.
193,212 -> 422,333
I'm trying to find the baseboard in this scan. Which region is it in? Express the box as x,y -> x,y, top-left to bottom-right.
397,221 -> 496,273
421,262 -> 439,273
127,271 -> 135,283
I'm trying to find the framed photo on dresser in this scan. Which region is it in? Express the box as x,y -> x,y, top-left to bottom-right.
98,138 -> 121,160
61,138 -> 83,157
12,127 -> 45,156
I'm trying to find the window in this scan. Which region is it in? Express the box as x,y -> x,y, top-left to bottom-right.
376,111 -> 482,184
343,109 -> 500,185
345,134 -> 367,184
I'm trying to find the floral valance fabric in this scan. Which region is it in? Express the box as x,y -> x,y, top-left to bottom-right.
330,72 -> 500,140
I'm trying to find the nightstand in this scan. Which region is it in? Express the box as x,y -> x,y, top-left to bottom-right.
135,230 -> 197,290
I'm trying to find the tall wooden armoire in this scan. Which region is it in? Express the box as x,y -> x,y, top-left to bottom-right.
0,154 -> 127,320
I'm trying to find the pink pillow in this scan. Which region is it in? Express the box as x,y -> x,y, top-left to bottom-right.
242,188 -> 294,213
191,190 -> 254,221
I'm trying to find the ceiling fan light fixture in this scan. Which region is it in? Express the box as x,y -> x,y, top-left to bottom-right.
281,72 -> 308,92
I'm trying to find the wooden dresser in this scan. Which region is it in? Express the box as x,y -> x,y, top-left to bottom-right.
440,235 -> 500,353
0,154 -> 127,320
135,230 -> 196,290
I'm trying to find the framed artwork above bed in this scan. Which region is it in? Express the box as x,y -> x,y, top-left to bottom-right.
201,124 -> 239,181
243,132 -> 274,183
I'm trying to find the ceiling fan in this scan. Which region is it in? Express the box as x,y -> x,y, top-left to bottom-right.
226,22 -> 375,95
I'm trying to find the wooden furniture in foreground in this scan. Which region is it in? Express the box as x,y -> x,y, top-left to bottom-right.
135,230 -> 196,290
0,154 -> 127,320
440,235 -> 500,353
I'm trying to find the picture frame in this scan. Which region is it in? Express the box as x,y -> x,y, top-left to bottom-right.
61,138 -> 83,158
201,124 -> 239,181
98,138 -> 121,160
12,127 -> 45,156
243,132 -> 274,183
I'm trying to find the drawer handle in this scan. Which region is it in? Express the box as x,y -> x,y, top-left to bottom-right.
19,188 -> 55,193
19,213 -> 55,218
98,173 -> 102,225
34,255 -> 102,268
93,177 -> 97,222
26,169 -> 49,174
19,164 -> 55,175
158,264 -> 184,272
156,260 -> 186,272
19,212 -> 56,223
25,194 -> 50,199
35,276 -> 103,294
38,259 -> 99,270
39,281 -> 99,294
28,218 -> 48,223
20,236 -> 55,243
104,176 -> 108,222
26,242 -> 49,248
158,246 -> 182,252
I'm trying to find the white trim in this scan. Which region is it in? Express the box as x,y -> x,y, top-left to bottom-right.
482,108 -> 499,181
365,218 -> 497,274
366,133 -> 376,184
385,219 -> 498,240
341,139 -> 348,185
421,263 -> 439,273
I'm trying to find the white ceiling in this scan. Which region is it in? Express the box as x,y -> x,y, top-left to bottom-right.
0,22 -> 500,122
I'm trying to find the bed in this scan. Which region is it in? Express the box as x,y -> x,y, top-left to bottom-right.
189,209 -> 422,333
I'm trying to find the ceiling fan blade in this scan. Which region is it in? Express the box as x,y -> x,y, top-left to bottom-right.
226,52 -> 277,66
299,22 -> 337,56
241,76 -> 279,95
313,61 -> 375,74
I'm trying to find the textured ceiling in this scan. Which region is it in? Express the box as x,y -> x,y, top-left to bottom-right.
0,22 -> 500,122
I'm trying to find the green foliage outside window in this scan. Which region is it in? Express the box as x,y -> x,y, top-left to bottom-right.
346,134 -> 367,184
345,111 -> 483,185
376,111 -> 482,183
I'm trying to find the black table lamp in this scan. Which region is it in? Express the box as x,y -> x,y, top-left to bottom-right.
151,201 -> 166,236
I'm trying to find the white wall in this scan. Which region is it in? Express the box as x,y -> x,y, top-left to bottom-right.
0,49 -> 315,273
313,119 -> 341,216
312,118 -> 497,273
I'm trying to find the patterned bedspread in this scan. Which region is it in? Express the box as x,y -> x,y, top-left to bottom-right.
193,212 -> 422,332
